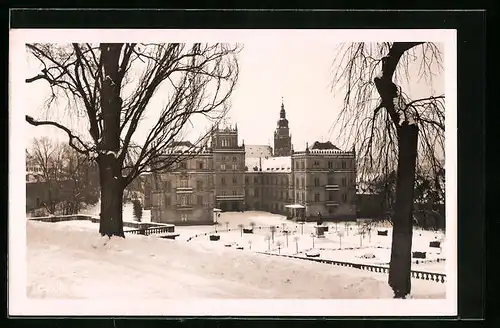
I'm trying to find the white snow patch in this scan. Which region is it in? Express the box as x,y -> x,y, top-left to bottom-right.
26,219 -> 446,300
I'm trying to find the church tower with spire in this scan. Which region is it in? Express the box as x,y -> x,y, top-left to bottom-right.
273,99 -> 292,157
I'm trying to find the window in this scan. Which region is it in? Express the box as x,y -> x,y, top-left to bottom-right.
165,196 -> 171,206
328,161 -> 333,169
180,195 -> 188,205
255,188 -> 259,197
314,161 -> 320,167
164,181 -> 171,191
245,177 -> 249,184
328,191 -> 334,201
196,180 -> 203,190
342,161 -> 346,169
249,188 -> 254,197
301,178 -> 305,188
342,193 -> 347,203
197,195 -> 203,205
232,190 -> 237,196
300,161 -> 305,169
232,156 -> 237,162
314,177 -> 320,187
254,177 -> 258,184
181,213 -> 188,222
232,176 -> 237,184
222,156 -> 226,161
328,176 -> 335,185
221,177 -> 226,185
296,162 -> 299,169
179,179 -> 188,188
232,163 -> 238,170
179,161 -> 187,170
342,177 -> 347,187
221,190 -> 226,196
314,193 -> 320,202
296,177 -> 299,186
198,161 -> 204,169
221,164 -> 226,171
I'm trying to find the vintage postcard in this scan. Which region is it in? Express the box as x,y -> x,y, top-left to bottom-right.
9,28 -> 457,316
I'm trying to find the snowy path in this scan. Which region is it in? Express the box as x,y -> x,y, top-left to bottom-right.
27,221 -> 445,299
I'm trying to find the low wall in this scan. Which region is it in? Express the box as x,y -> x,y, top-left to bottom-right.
258,252 -> 446,284
27,214 -> 175,231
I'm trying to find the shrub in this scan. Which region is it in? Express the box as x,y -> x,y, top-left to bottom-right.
132,199 -> 143,222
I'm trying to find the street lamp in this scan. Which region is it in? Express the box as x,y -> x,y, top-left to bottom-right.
310,232 -> 315,249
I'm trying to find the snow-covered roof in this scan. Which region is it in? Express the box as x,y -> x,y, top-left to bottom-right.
245,145 -> 273,158
245,157 -> 261,171
244,156 -> 292,173
261,156 -> 291,173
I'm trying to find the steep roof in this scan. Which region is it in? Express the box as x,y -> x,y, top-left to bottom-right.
245,145 -> 273,158
310,141 -> 340,150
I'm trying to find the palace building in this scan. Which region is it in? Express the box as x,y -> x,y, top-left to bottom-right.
145,101 -> 356,225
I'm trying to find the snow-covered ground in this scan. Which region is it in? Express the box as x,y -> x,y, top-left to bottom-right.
180,212 -> 447,274
27,219 -> 446,299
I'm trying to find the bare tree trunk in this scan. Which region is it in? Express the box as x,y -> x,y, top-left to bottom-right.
98,43 -> 125,238
389,123 -> 419,298
98,156 -> 124,237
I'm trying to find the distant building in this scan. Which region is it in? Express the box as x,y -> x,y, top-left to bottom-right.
147,101 -> 357,225
273,100 -> 292,157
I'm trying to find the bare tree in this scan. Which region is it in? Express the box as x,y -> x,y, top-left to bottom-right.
276,240 -> 283,254
269,225 -> 277,243
28,137 -> 66,214
59,143 -> 100,215
264,234 -> 271,251
331,42 -> 444,298
237,223 -> 244,237
28,138 -> 99,215
25,43 -> 241,237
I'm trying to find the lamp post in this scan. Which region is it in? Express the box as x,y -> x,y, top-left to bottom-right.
338,231 -> 344,249
311,232 -> 315,249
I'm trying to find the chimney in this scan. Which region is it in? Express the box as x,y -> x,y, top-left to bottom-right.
259,157 -> 262,171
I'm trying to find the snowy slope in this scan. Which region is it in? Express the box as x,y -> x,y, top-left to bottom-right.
27,221 -> 446,299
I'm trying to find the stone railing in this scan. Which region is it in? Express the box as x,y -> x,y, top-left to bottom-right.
257,252 -> 446,283
125,225 -> 177,237
28,214 -> 96,223
28,214 -> 177,237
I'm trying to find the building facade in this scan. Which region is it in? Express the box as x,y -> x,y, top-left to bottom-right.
147,102 -> 356,225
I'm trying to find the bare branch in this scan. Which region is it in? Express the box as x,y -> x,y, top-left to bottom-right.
25,115 -> 90,155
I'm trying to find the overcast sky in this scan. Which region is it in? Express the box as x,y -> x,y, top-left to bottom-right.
22,35 -> 444,152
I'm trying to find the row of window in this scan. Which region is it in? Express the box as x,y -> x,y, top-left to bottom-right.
244,175 -> 352,187
294,176 -> 349,188
218,138 -> 238,148
294,160 -> 350,170
220,163 -> 239,171
163,175 -> 352,191
178,161 -> 208,170
220,156 -> 239,162
255,202 -> 339,215
164,194 -> 207,206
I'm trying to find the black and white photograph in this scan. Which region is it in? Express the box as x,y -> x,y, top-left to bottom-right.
9,28 -> 457,316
